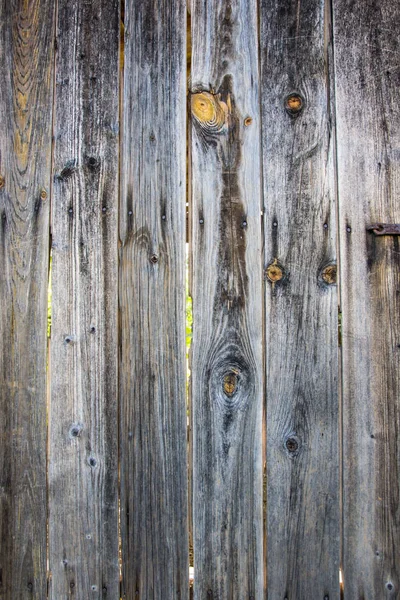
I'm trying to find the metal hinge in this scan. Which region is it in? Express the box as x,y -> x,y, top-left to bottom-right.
367,223 -> 400,236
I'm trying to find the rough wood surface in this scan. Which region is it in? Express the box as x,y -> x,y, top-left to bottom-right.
49,1 -> 120,597
190,0 -> 264,597
119,0 -> 188,597
334,0 -> 400,596
0,1 -> 54,597
260,0 -> 340,597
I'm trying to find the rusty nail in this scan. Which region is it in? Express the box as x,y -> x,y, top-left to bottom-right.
321,264 -> 337,285
244,116 -> 253,126
285,93 -> 304,115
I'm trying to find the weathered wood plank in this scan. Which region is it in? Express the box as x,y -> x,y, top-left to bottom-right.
0,1 -> 54,597
119,0 -> 188,597
333,0 -> 400,596
190,0 -> 263,596
260,0 -> 339,597
49,1 -> 120,597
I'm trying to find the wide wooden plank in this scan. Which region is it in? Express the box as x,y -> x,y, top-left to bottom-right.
260,0 -> 339,597
333,0 -> 400,596
49,1 -> 120,597
119,0 -> 188,597
0,1 -> 54,597
190,0 -> 263,596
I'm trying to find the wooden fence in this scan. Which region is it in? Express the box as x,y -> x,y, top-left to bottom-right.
0,0 -> 399,598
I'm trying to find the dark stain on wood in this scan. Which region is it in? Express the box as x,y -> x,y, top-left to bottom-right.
57,160 -> 78,181
191,75 -> 248,311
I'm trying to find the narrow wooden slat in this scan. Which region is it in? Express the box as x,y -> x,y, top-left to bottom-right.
190,0 -> 263,596
49,1 -> 120,596
334,0 -> 400,595
119,0 -> 188,597
0,1 -> 54,597
260,0 -> 339,597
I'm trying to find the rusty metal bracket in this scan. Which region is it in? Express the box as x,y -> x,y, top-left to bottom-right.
367,223 -> 400,236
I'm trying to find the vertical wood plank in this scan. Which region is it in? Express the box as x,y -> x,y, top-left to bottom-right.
260,0 -> 340,597
119,0 -> 188,597
0,1 -> 54,597
190,0 -> 264,596
49,1 -> 120,597
334,1 -> 400,596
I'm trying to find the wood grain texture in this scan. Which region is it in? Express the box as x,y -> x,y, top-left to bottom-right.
0,1 -> 54,597
119,0 -> 188,597
49,1 -> 120,597
333,0 -> 400,596
190,0 -> 263,597
260,0 -> 339,597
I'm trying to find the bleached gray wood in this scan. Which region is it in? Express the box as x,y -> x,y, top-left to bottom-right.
49,1 -> 120,597
334,0 -> 400,596
190,0 -> 264,596
260,0 -> 340,597
119,0 -> 189,597
0,1 -> 54,597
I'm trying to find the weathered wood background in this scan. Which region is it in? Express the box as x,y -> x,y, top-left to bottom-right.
0,0 -> 399,598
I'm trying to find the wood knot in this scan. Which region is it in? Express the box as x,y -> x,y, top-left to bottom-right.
265,259 -> 284,283
223,371 -> 238,396
191,92 -> 226,132
321,263 -> 337,285
285,93 -> 304,115
0,175 -> 5,189
285,435 -> 300,457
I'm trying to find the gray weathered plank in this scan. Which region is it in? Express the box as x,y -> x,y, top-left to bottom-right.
0,1 -> 54,597
48,1 -> 120,597
190,0 -> 264,596
333,0 -> 400,596
119,0 -> 188,597
260,0 -> 340,597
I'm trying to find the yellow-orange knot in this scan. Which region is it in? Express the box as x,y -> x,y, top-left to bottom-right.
266,259 -> 284,283
223,372 -> 238,396
191,92 -> 216,123
191,92 -> 227,133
